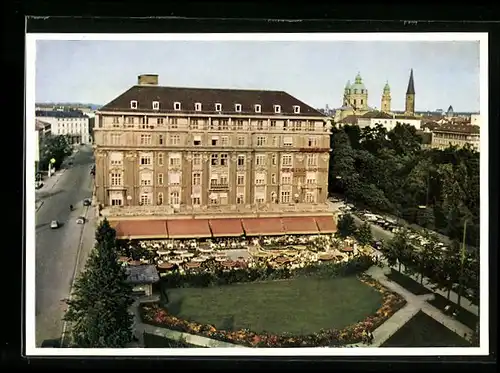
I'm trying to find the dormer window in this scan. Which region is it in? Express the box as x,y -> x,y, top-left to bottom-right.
235,103 -> 242,112
195,102 -> 202,111
152,101 -> 160,110
254,104 -> 261,113
130,100 -> 138,109
293,105 -> 300,114
215,103 -> 222,112
274,105 -> 281,114
174,102 -> 181,111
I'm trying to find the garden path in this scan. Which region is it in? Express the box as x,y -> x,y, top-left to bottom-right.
365,266 -> 473,346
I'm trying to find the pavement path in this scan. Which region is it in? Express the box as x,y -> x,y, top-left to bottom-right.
351,214 -> 478,316
35,145 -> 96,346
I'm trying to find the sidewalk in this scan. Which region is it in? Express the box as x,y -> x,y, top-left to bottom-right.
35,169 -> 67,212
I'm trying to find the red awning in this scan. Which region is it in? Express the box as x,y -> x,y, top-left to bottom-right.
241,217 -> 284,236
314,216 -> 337,233
281,216 -> 320,235
110,220 -> 168,239
209,219 -> 244,237
166,219 -> 212,239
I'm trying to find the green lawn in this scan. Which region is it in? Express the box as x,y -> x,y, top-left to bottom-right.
143,333 -> 200,348
164,276 -> 383,335
386,268 -> 432,296
381,311 -> 471,347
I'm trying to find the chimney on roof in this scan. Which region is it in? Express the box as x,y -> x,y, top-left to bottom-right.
137,74 -> 159,86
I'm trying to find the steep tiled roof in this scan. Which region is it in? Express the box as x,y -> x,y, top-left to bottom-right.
362,111 -> 392,119
406,69 -> 415,95
339,115 -> 359,124
35,119 -> 51,131
100,85 -> 325,117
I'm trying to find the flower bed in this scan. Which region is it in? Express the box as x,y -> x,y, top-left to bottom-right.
140,256 -> 406,347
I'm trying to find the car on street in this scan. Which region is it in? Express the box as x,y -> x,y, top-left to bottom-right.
76,216 -> 86,224
83,198 -> 92,206
35,181 -> 44,189
50,220 -> 59,229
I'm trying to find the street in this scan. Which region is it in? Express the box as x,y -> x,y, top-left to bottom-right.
35,145 -> 96,346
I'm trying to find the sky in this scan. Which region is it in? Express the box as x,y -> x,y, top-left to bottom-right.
34,39 -> 481,112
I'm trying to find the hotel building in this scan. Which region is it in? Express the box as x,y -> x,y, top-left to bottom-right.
93,74 -> 336,239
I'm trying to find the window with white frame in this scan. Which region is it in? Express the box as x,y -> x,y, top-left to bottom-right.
237,174 -> 245,185
110,152 -> 123,166
237,155 -> 245,166
221,120 -> 229,130
220,175 -> 228,185
281,191 -> 291,203
270,120 -> 277,128
157,173 -> 164,185
306,154 -> 318,167
281,174 -> 291,185
293,105 -> 300,114
237,136 -> 245,146
256,136 -> 266,146
220,153 -> 228,166
169,134 -> 180,145
305,192 -> 315,203
274,105 -> 281,113
193,135 -> 202,146
235,103 -> 242,112
158,192 -> 164,205
140,154 -> 152,165
169,191 -> 180,205
169,172 -> 181,185
236,194 -> 245,204
157,117 -> 164,125
169,154 -> 181,167
140,134 -> 152,145
254,104 -> 261,113
281,154 -> 292,166
158,153 -> 164,165
192,196 -> 201,205
235,120 -> 244,130
159,135 -> 164,145
306,171 -> 316,184
215,103 -> 222,112
193,153 -> 201,165
308,121 -> 315,131
211,136 -> 219,146
192,172 -> 201,185
283,136 -> 293,147
209,195 -> 218,205
211,154 -> 219,166
255,194 -> 265,204
210,176 -> 218,187
271,153 -> 277,165
255,154 -> 266,166
169,117 -> 178,128
112,116 -> 119,124
110,133 -> 121,145
308,137 -> 318,147
140,193 -> 152,206
130,100 -> 138,109
255,172 -> 266,185
271,173 -> 277,184
153,101 -> 160,110
174,102 -> 181,111
221,136 -> 229,146
110,172 -> 122,186
195,102 -> 202,111
110,192 -> 123,206
140,172 -> 153,186
191,119 -> 199,130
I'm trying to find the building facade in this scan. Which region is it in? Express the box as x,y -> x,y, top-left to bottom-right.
357,111 -> 421,131
93,75 -> 334,238
431,124 -> 480,151
35,110 -> 91,144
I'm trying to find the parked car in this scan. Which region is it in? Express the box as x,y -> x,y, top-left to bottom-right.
50,220 -> 59,229
76,216 -> 86,224
83,198 -> 92,206
35,181 -> 44,189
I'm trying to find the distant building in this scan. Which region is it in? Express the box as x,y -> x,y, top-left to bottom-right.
446,105 -> 454,119
357,111 -> 421,131
431,124 -> 480,151
470,113 -> 481,127
35,110 -> 90,144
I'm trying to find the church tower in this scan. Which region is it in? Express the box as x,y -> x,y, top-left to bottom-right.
381,81 -> 391,113
347,72 -> 369,111
405,69 -> 415,115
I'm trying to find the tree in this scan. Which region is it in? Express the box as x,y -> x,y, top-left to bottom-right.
39,134 -> 73,171
387,229 -> 412,273
337,213 -> 356,238
64,218 -> 134,348
356,222 -> 373,246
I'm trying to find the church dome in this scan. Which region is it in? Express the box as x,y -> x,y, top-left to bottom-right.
350,72 -> 367,93
383,81 -> 390,93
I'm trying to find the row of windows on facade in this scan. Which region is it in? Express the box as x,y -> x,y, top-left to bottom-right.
432,133 -> 479,140
110,117 -> 320,131
344,98 -> 365,106
111,133 -> 321,147
55,117 -> 88,121
110,190 -> 316,207
130,100 -> 302,114
109,152 -> 318,167
109,171 -> 318,187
